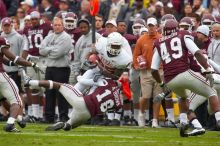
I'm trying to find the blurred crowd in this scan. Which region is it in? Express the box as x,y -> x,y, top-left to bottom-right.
0,0 -> 220,132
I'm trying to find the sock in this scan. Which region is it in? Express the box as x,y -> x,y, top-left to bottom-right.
39,106 -> 44,119
32,104 -> 39,118
166,108 -> 175,122
55,106 -> 59,119
124,110 -> 131,118
214,111 -> 220,121
114,113 -> 121,121
145,109 -> 149,120
28,105 -> 33,116
29,80 -> 39,87
68,108 -> 73,118
179,113 -> 188,124
134,109 -> 139,121
107,112 -> 114,120
7,117 -> 16,124
191,118 -> 202,129
17,115 -> 23,122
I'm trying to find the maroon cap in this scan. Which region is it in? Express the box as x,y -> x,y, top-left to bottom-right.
1,17 -> 12,26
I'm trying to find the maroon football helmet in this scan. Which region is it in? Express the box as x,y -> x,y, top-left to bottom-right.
179,17 -> 193,31
160,14 -> 177,26
55,11 -> 67,19
163,19 -> 179,36
201,14 -> 215,28
63,12 -> 78,30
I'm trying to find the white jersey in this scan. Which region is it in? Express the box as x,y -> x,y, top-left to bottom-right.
95,37 -> 132,73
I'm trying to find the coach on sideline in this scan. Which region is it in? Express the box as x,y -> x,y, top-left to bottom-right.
39,17 -> 73,123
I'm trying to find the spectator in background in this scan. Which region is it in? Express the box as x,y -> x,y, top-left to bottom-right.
95,14 -> 105,35
192,0 -> 205,16
39,17 -> 72,124
188,13 -> 201,31
11,17 -> 20,32
78,0 -> 92,22
125,0 -> 148,34
3,0 -> 19,17
99,0 -> 128,22
23,15 -> 31,28
16,8 -> 26,30
38,0 -> 58,21
152,1 -> 164,21
58,0 -> 70,12
20,0 -> 35,14
103,19 -> 118,37
0,0 -> 7,19
180,3 -> 193,19
209,0 -> 220,17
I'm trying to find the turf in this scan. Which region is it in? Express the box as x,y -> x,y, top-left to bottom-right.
0,122 -> 220,146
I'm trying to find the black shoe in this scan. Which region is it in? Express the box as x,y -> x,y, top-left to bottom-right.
45,122 -> 64,131
179,123 -> 189,137
187,128 -> 205,136
109,119 -> 120,126
4,124 -> 20,132
63,123 -> 72,131
24,116 -> 37,123
98,119 -> 112,126
17,119 -> 26,128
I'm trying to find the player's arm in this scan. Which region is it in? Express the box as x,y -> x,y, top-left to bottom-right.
151,48 -> 162,83
208,59 -> 220,74
2,46 -> 35,67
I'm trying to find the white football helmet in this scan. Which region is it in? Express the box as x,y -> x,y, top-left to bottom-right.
106,32 -> 124,56
132,18 -> 146,36
63,12 -> 78,30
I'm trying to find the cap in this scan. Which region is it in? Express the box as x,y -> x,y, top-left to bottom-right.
105,19 -> 117,27
30,11 -> 41,19
20,0 -> 34,7
77,18 -> 90,26
1,17 -> 12,26
147,17 -> 157,26
139,27 -> 148,34
197,25 -> 209,37
24,15 -> 31,21
155,1 -> 164,7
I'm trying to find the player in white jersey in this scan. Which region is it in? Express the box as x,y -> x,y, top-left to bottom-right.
40,32 -> 132,130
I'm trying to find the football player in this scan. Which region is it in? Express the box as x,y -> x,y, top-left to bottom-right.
0,36 -> 41,132
24,32 -> 132,130
22,11 -> 52,122
151,19 -> 220,137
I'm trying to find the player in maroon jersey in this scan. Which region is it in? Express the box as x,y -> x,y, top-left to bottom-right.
23,74 -> 123,131
22,11 -> 52,122
151,19 -> 220,137
0,36 -> 41,132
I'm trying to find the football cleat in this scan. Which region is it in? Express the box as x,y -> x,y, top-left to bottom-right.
179,123 -> 189,137
4,124 -> 20,132
63,123 -> 72,131
17,119 -> 26,128
109,119 -> 120,126
45,122 -> 64,131
187,128 -> 205,136
152,119 -> 160,128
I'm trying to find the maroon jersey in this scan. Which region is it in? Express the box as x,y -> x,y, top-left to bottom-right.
23,23 -> 52,56
83,79 -> 122,117
0,37 -> 10,72
123,33 -> 137,48
65,27 -> 81,46
189,37 -> 211,72
154,30 -> 191,83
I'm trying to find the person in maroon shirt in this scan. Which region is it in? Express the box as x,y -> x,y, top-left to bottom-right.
151,19 -> 220,137
0,36 -> 41,132
23,75 -> 123,131
22,11 -> 52,122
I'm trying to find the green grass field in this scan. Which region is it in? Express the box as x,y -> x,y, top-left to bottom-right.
0,122 -> 220,146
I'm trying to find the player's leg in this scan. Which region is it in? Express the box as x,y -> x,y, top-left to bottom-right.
0,73 -> 23,132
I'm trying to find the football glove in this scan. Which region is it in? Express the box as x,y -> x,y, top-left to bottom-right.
31,63 -> 44,74
204,67 -> 214,87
